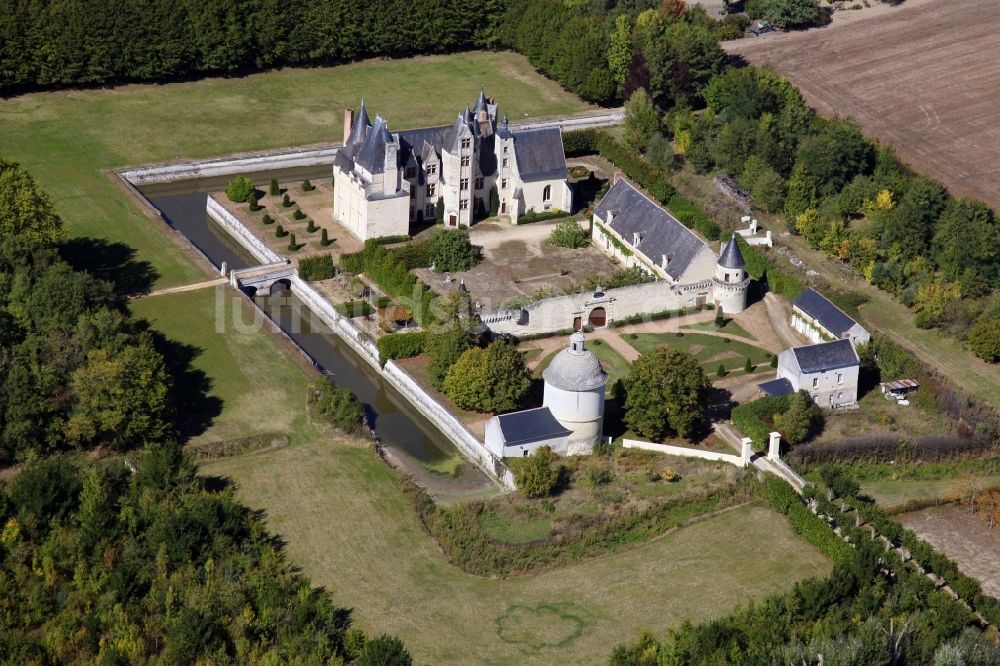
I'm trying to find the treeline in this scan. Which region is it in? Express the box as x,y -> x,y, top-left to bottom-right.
0,0 -> 502,94
0,444 -> 410,664
610,474 -> 1000,665
0,160 -> 178,464
658,65 -> 1000,360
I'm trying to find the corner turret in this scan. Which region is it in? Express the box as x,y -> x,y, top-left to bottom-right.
712,232 -> 749,314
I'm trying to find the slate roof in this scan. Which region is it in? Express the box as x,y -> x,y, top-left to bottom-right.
790,339 -> 859,374
757,377 -> 795,397
794,289 -> 859,337
593,178 -> 709,281
718,232 -> 746,269
511,127 -> 567,182
495,407 -> 572,447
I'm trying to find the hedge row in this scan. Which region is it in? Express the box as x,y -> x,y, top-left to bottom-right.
377,332 -> 427,362
789,433 -> 994,466
731,395 -> 790,448
755,475 -> 853,564
607,304 -> 703,328
298,254 -> 335,281
516,209 -> 569,225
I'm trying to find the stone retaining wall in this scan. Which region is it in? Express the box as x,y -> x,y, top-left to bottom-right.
207,195 -> 282,265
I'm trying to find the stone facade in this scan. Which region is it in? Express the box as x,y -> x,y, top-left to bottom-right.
331,90 -> 572,241
777,340 -> 860,409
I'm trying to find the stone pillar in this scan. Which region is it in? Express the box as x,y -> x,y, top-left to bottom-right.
220,260 -> 228,277
740,437 -> 753,467
768,432 -> 781,460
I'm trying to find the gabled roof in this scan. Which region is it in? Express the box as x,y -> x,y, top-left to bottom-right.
495,407 -> 571,447
354,115 -> 392,174
593,178 -> 709,281
718,232 -> 746,269
511,127 -> 567,182
790,339 -> 859,374
793,289 -> 859,337
757,377 -> 795,397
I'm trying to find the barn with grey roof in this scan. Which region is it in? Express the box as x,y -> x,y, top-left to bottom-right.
791,288 -> 870,346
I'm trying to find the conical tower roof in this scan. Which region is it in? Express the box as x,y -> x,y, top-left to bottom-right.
718,232 -> 746,270
345,100 -> 372,150
473,87 -> 488,114
542,332 -> 608,392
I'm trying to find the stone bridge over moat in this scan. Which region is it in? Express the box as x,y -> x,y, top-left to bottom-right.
228,261 -> 295,296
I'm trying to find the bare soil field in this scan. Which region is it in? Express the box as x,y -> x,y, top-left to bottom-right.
897,504 -> 1000,597
727,0 -> 1000,210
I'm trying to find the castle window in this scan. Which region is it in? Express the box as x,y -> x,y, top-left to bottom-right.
503,145 -> 508,154
812,378 -> 819,389
427,184 -> 435,197
724,273 -> 730,283
425,204 -> 434,217
461,138 -> 471,149
837,373 -> 844,385
426,164 -> 437,175
460,178 -> 469,191
475,176 -> 484,189
501,178 -> 508,189
459,198 -> 469,210
543,185 -> 551,202
502,158 -> 509,168
461,155 -> 470,167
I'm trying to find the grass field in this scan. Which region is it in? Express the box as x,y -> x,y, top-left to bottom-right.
862,475 -> 1000,510
202,441 -> 831,665
621,332 -> 772,375
0,51 -> 593,289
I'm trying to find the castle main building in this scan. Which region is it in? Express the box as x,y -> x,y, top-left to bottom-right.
331,90 -> 573,241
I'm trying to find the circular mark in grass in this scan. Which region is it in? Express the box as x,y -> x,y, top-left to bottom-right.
496,603 -> 584,651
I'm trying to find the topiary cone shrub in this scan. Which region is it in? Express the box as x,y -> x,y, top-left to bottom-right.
320,228 -> 332,246
270,178 -> 279,196
717,364 -> 727,378
302,179 -> 315,192
288,233 -> 298,251
307,219 -> 318,232
275,224 -> 287,238
282,193 -> 293,208
248,191 -> 261,211
293,209 -> 305,220
262,214 -> 274,225
770,354 -> 778,368
744,357 -> 753,373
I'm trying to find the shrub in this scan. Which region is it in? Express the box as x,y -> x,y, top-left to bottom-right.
275,224 -> 287,238
443,341 -> 531,413
307,381 -> 365,435
516,209 -> 568,224
717,364 -> 727,378
372,235 -> 410,246
320,228 -> 332,246
967,315 -> 1000,363
287,233 -> 298,250
744,357 -> 753,373
301,179 -> 315,192
770,354 -> 778,368
298,254 -> 335,281
514,446 -> 560,498
563,128 -> 599,157
293,209 -> 306,220
225,176 -> 254,203
248,191 -> 261,211
547,220 -> 589,248
306,219 -> 318,232
731,395 -> 790,447
338,240 -> 436,325
282,193 -> 293,208
660,466 -> 678,482
430,229 -> 480,272
377,332 -> 427,361
269,178 -> 279,196
262,214 -> 274,225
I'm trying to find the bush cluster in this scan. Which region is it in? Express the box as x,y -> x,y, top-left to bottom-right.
730,394 -> 790,447
547,219 -> 589,248
376,332 -> 427,362
789,433 -> 994,466
225,176 -> 254,203
339,240 -> 436,325
298,254 -> 335,281
307,381 -> 365,435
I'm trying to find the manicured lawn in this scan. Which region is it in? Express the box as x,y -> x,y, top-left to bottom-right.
129,288 -> 318,444
620,332 -> 773,374
202,441 -> 831,665
0,51 -> 592,289
586,340 -> 631,392
682,318 -> 754,340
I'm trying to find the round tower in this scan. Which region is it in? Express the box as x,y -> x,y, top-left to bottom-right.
712,232 -> 748,314
542,332 -> 608,452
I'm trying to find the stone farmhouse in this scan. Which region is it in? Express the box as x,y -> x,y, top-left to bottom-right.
331,89 -> 572,241
486,332 -> 607,457
485,178 -> 750,337
761,338 -> 861,409
792,288 -> 871,346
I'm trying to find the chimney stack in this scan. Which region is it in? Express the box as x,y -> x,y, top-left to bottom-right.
343,107 -> 355,144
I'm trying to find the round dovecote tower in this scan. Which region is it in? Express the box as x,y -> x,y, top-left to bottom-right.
712,232 -> 749,315
542,332 -> 608,451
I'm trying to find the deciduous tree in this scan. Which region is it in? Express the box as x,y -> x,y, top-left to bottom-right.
0,159 -> 63,243
443,340 -> 531,413
623,347 -> 709,441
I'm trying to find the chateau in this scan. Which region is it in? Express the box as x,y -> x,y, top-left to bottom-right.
331,89 -> 573,240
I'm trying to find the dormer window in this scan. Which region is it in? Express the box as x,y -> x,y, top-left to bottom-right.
661,254 -> 669,269
633,233 -> 642,247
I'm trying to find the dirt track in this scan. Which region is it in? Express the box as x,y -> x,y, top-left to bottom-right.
727,0 -> 1000,210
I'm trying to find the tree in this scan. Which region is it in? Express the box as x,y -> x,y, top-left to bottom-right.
426,324 -> 476,389
777,389 -> 821,445
607,15 -> 632,92
714,306 -> 725,327
750,166 -> 787,213
489,186 -> 500,215
744,357 -> 753,373
435,198 -> 445,222
308,381 -> 365,434
623,88 -> 660,153
514,445 -> 560,498
623,347 -> 710,441
547,220 -> 589,248
225,175 -> 255,203
794,119 -> 875,196
430,228 -> 479,272
443,341 -> 531,413
745,0 -> 824,30
357,635 -> 412,666
269,178 -> 279,195
0,158 -> 63,243
932,198 -> 998,283
967,315 -> 1000,363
